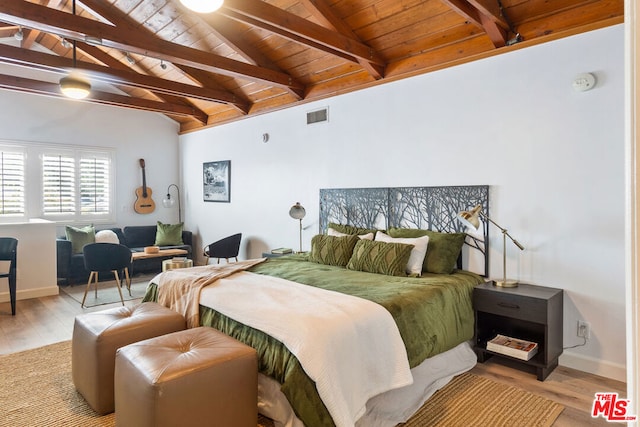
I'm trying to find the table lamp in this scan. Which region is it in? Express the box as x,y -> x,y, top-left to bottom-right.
457,204 -> 524,287
289,202 -> 306,253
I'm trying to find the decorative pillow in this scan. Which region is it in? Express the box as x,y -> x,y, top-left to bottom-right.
328,223 -> 378,237
309,234 -> 359,267
95,229 -> 120,244
155,221 -> 184,246
346,240 -> 414,277
387,228 -> 465,274
375,231 -> 429,276
65,225 -> 95,254
327,227 -> 374,241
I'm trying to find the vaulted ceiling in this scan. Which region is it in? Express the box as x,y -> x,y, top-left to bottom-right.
0,0 -> 624,133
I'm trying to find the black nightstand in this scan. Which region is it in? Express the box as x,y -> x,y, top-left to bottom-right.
473,282 -> 563,381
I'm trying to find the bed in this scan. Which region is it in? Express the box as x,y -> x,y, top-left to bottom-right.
143,185 -> 490,427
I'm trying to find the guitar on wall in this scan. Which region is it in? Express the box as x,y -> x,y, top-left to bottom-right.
134,158 -> 155,214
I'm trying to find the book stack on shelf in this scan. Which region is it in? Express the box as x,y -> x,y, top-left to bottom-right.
271,248 -> 293,254
486,334 -> 539,361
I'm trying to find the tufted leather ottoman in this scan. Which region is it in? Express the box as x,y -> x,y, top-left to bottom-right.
72,302 -> 186,415
114,326 -> 258,427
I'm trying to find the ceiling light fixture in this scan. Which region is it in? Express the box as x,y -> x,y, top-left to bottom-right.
14,27 -> 23,41
160,60 -> 167,70
59,0 -> 90,100
60,38 -> 72,49
125,52 -> 136,65
180,0 -> 224,13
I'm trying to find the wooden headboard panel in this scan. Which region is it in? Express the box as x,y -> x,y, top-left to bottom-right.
319,185 -> 489,276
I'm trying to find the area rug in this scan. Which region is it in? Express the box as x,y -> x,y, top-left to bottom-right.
0,341 -> 564,427
59,275 -> 155,307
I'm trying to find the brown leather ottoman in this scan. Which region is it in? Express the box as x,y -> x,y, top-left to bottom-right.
72,302 -> 186,415
115,326 -> 258,427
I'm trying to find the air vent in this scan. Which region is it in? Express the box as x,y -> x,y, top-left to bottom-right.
307,107 -> 328,125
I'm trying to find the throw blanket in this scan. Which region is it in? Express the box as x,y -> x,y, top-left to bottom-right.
154,258 -> 266,327
199,271 -> 413,427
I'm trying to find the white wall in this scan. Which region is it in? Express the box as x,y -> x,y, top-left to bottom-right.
0,89 -> 181,300
180,25 -> 626,380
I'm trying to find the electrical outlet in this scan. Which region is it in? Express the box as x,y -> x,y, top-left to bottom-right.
577,320 -> 591,339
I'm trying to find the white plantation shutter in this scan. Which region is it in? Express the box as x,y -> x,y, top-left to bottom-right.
42,153 -> 76,214
0,142 -> 114,223
0,150 -> 25,215
80,154 -> 110,215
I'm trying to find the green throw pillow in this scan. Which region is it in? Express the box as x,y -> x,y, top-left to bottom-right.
328,222 -> 378,237
387,227 -> 465,274
65,225 -> 95,254
155,221 -> 184,246
309,234 -> 359,267
346,240 -> 414,277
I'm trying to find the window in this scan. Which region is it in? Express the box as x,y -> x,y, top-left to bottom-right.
0,149 -> 25,216
0,141 -> 115,223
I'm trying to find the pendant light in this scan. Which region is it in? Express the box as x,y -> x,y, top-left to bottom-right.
59,0 -> 90,99
180,0 -> 224,13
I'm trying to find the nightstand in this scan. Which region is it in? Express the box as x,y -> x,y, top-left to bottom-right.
473,281 -> 563,381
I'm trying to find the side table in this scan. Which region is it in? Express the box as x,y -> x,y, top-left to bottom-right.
473,281 -> 563,381
162,258 -> 193,271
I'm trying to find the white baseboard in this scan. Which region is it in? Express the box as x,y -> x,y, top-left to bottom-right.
0,286 -> 59,303
560,351 -> 626,382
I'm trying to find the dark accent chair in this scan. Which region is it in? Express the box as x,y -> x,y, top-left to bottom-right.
204,233 -> 242,264
0,237 -> 17,315
81,243 -> 132,308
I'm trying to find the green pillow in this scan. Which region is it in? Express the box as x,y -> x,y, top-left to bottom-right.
328,222 -> 378,237
155,221 -> 184,246
65,225 -> 95,254
309,234 -> 359,267
346,240 -> 414,277
387,227 -> 465,274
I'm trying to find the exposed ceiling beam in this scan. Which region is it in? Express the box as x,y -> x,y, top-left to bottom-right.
0,73 -> 201,118
75,0 -> 257,112
441,0 -> 507,47
219,0 -> 385,68
0,43 -> 248,110
299,0 -> 383,79
0,0 -> 305,93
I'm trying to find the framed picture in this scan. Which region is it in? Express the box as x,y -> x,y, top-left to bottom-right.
203,160 -> 231,202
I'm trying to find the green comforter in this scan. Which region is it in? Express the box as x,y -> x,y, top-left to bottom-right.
143,254 -> 483,427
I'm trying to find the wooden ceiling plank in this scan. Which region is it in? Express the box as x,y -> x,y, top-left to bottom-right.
220,0 -> 384,67
298,0 -> 383,79
0,0 -> 304,91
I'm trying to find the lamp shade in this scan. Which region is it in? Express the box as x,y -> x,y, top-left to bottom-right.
457,204 -> 481,230
162,196 -> 175,208
289,202 -> 306,220
180,0 -> 224,13
59,76 -> 91,99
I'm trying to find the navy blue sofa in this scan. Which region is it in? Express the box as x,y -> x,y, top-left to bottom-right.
56,225 -> 193,285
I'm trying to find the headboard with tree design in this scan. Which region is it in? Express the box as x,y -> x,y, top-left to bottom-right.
319,185 -> 489,276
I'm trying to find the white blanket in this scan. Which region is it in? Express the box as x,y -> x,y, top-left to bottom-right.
199,271 -> 413,427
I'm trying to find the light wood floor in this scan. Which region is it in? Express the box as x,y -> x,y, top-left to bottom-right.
0,291 -> 626,426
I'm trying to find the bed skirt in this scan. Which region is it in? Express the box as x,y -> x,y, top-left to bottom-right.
258,341 -> 477,427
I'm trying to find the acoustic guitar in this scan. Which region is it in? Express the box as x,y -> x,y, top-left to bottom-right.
134,158 -> 155,214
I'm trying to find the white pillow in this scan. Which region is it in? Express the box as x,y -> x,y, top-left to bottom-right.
327,227 -> 374,240
375,231 -> 429,276
95,229 -> 120,244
